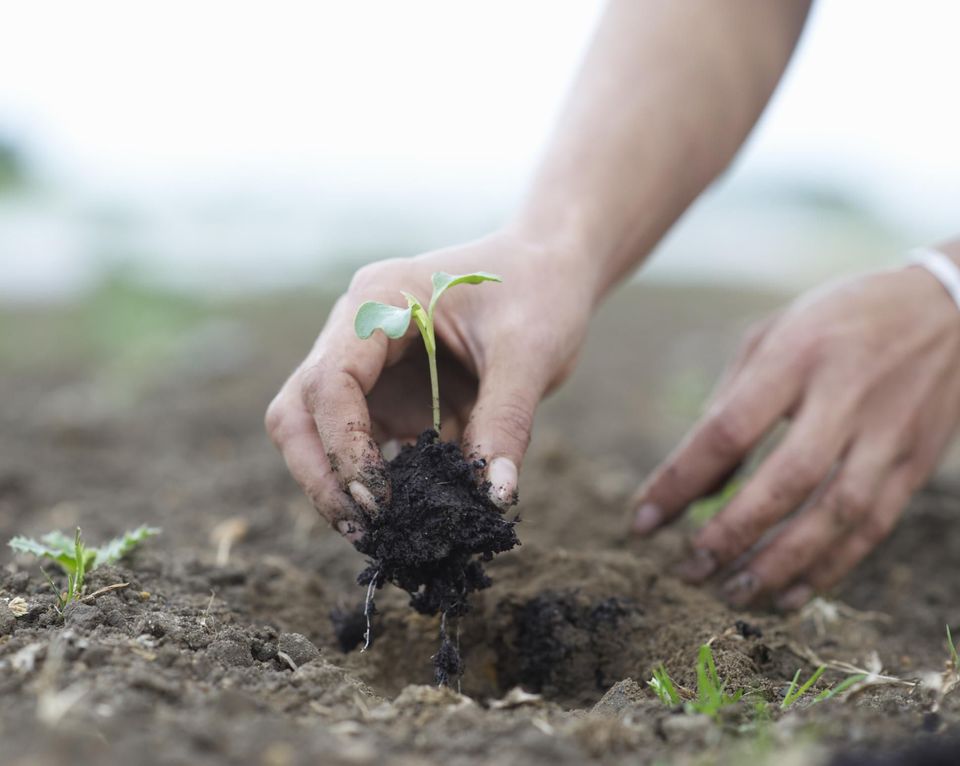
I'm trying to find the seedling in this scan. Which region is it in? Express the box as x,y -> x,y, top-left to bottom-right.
689,643 -> 744,717
948,625 -> 959,669
813,673 -> 868,703
781,665 -> 826,709
649,644 -> 745,719
648,664 -> 682,706
354,271 -> 501,433
9,525 -> 160,609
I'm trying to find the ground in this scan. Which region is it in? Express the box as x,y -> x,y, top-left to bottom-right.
1,280 -> 959,766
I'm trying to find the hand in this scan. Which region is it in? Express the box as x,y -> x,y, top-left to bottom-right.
631,265 -> 960,609
266,230 -> 595,540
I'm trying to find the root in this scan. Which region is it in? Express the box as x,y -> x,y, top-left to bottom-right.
361,570 -> 379,653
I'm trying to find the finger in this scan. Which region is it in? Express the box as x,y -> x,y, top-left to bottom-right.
709,314 -> 779,405
301,297 -> 398,514
462,348 -> 547,508
799,467 -> 914,596
722,431 -> 899,606
680,390 -> 855,585
265,386 -> 365,541
631,343 -> 804,536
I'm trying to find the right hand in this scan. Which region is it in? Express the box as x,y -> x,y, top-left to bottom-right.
265,229 -> 596,540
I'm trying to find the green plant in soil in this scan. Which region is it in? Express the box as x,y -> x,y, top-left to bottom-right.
9,525 -> 160,609
650,646 -> 866,717
781,665 -> 826,709
648,644 -> 745,719
354,271 -> 501,432
649,664 -> 682,706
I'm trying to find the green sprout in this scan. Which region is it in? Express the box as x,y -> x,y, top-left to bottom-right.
813,673 -> 868,703
649,644 -> 745,719
9,525 -> 160,608
781,665 -> 826,709
648,664 -> 682,705
354,271 -> 501,433
688,643 -> 744,717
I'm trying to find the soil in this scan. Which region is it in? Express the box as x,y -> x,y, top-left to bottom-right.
2,281 -> 960,765
354,428 -> 519,683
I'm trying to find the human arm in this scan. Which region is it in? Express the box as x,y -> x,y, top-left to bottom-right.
265,0 -> 813,534
632,239 -> 960,609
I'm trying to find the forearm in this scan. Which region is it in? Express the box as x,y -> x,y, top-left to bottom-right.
511,0 -> 811,302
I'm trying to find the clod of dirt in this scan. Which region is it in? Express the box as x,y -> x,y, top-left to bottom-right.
0,608 -> 15,636
432,627 -> 463,687
354,430 -> 519,683
64,603 -> 102,631
592,678 -> 647,716
329,604 -> 369,653
278,632 -> 320,667
355,430 -> 519,617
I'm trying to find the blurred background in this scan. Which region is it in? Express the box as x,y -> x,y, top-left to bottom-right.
2,0 -> 959,306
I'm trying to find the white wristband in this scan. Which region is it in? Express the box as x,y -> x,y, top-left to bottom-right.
907,247 -> 960,312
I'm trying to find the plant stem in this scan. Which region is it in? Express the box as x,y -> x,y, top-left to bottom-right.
428,349 -> 440,433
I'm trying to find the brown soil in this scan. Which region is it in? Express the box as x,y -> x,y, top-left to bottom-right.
1,282 -> 959,765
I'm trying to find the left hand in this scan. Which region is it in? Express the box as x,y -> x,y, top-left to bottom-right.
630,264 -> 960,610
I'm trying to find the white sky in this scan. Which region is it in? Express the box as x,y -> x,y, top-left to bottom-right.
1,0 -> 958,296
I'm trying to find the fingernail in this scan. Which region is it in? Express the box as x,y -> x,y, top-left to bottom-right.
776,584 -> 813,612
348,481 -> 379,516
487,457 -> 518,508
722,571 -> 760,608
674,548 -> 717,583
336,519 -> 365,544
632,503 -> 663,535
381,439 -> 401,461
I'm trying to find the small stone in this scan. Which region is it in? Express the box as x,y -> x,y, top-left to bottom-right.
277,633 -> 320,667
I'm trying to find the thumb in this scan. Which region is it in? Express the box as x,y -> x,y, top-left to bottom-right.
463,355 -> 544,508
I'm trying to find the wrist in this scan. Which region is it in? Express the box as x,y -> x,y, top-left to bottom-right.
498,215 -> 609,307
907,241 -> 960,314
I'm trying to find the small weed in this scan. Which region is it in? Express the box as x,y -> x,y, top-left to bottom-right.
689,644 -> 744,717
648,644 -> 744,719
947,625 -> 959,669
781,665 -> 826,709
9,525 -> 159,609
648,664 -> 682,706
814,673 -> 868,703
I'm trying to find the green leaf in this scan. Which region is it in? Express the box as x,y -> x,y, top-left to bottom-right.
9,533 -> 80,577
781,665 -> 826,708
8,535 -> 61,560
354,301 -> 412,340
428,271 -> 501,316
9,525 -> 161,579
92,525 -> 161,566
814,673 -> 867,703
